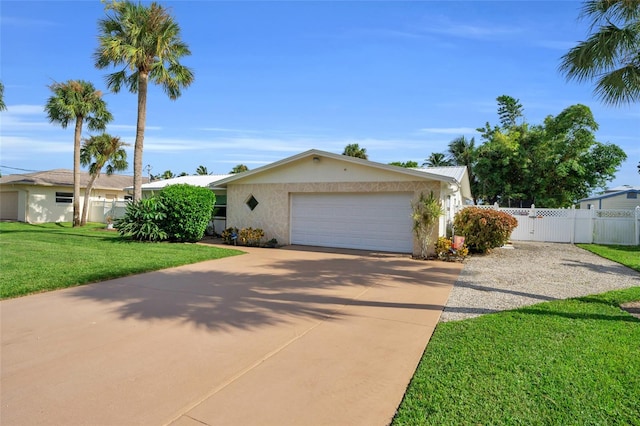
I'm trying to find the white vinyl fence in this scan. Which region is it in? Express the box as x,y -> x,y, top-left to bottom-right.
89,199 -> 129,223
467,204 -> 640,245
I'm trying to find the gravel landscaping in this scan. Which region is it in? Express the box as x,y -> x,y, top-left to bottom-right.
441,241 -> 640,322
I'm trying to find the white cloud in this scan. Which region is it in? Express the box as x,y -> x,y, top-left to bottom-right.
422,17 -> 521,40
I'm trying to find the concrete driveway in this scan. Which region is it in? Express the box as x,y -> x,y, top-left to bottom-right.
1,246 -> 462,426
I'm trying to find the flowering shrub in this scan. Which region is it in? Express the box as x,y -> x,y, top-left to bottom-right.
435,236 -> 469,261
221,227 -> 264,247
453,207 -> 517,253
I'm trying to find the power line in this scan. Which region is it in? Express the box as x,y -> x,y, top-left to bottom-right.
0,165 -> 40,173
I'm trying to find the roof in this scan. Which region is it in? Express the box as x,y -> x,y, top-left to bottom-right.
213,149 -> 462,188
578,186 -> 640,202
604,185 -> 640,193
134,174 -> 232,191
0,169 -> 142,191
411,166 -> 468,183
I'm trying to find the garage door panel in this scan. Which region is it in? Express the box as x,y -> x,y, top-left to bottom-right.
291,193 -> 413,253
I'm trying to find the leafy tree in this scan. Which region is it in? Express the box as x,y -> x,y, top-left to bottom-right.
496,95 -> 524,129
423,152 -> 453,167
178,171 -> 188,177
161,170 -> 175,180
196,165 -> 209,175
79,133 -> 129,225
411,191 -> 444,259
342,143 -> 368,160
45,80 -> 113,227
0,81 -> 6,111
95,0 -> 194,202
389,161 -> 419,168
474,98 -> 627,207
559,0 -> 640,106
230,164 -> 249,174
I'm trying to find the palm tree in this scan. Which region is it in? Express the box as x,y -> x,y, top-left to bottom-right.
45,80 -> 113,227
559,0 -> 640,106
342,143 -> 368,160
196,165 -> 209,175
230,164 -> 249,174
0,81 -> 6,111
423,152 -> 453,167
161,170 -> 176,180
95,0 -> 194,201
448,136 -> 478,203
79,133 -> 129,225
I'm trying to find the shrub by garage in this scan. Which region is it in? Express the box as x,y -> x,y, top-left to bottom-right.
454,207 -> 517,253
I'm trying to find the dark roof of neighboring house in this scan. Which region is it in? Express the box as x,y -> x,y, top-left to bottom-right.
0,169 -> 145,191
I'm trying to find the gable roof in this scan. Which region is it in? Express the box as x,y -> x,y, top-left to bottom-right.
133,174 -> 232,191
212,149 -> 465,188
0,169 -> 142,191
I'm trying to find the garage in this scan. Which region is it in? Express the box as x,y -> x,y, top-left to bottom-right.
290,192 -> 414,253
0,191 -> 19,221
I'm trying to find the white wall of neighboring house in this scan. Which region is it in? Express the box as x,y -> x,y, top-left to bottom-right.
0,185 -> 129,223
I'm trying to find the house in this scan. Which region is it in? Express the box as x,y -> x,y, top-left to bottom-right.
135,174 -> 231,232
213,149 -> 472,256
578,185 -> 640,210
0,169 -> 140,223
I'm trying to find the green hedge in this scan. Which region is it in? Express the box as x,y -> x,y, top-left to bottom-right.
454,207 -> 518,253
159,184 -> 215,242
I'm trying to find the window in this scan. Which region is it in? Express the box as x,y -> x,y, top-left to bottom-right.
55,192 -> 73,203
246,195 -> 259,211
213,195 -> 227,218
627,192 -> 637,199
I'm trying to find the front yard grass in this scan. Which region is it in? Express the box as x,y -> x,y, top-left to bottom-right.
393,286 -> 640,425
394,244 -> 640,425
0,222 -> 242,299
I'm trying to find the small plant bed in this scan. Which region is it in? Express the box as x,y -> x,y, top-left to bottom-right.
392,286 -> 640,425
0,222 -> 242,299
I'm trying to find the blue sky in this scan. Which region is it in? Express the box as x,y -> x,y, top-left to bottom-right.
1,0 -> 638,190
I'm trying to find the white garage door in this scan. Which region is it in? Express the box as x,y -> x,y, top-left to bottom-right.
291,193 -> 414,253
0,191 -> 19,221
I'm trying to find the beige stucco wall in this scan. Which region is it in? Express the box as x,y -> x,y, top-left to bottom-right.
227,180 -> 441,255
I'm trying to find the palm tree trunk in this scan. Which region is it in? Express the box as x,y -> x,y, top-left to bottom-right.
80,173 -> 99,226
73,117 -> 83,227
133,72 -> 148,202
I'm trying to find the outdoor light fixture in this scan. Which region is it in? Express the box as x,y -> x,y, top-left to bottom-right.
312,156 -> 320,163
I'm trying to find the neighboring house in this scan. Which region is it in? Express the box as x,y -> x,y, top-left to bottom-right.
578,185 -> 640,210
213,149 -> 472,255
133,174 -> 231,232
0,169 -> 140,223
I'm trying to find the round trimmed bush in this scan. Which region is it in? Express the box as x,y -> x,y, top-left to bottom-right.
453,207 -> 518,253
158,184 -> 215,242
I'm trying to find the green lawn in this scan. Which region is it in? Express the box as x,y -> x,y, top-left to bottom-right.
0,222 -> 243,299
577,244 -> 640,273
393,244 -> 640,425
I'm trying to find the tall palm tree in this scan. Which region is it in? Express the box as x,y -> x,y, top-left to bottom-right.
423,152 -> 453,167
196,165 -> 209,175
79,133 -> 129,225
559,0 -> 640,106
45,80 -> 113,227
95,0 -> 194,201
161,170 -> 176,180
0,81 -> 6,111
342,143 -> 368,160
